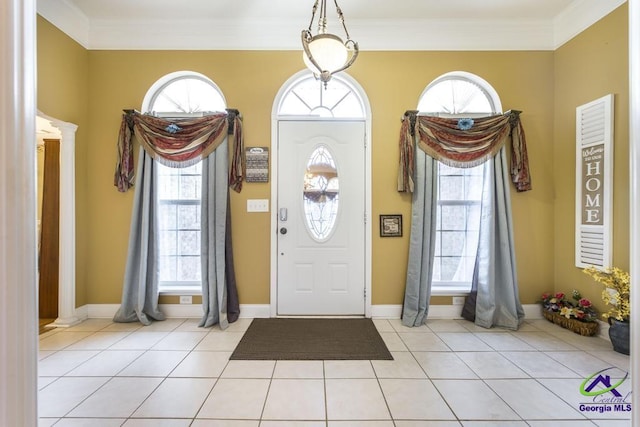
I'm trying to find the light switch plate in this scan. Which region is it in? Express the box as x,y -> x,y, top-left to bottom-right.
247,199 -> 269,212
179,295 -> 192,304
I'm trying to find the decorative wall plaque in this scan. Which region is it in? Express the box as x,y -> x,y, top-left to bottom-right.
246,147 -> 269,183
380,214 -> 402,237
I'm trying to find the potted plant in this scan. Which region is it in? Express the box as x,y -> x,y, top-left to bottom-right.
539,290 -> 598,336
583,266 -> 630,355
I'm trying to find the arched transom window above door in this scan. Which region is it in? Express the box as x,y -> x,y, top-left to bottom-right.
277,73 -> 365,118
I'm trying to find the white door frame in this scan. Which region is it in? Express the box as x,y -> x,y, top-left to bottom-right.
270,70 -> 372,317
37,112 -> 81,327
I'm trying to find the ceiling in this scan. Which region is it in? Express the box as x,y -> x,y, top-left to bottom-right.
37,0 -> 626,51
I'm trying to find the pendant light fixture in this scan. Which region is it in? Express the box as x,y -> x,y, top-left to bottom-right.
301,0 -> 359,86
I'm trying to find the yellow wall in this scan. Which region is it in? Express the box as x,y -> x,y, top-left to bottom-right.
36,4 -> 629,310
553,4 -> 629,313
37,16 -> 90,306
358,50 -> 556,305
80,49 -> 555,306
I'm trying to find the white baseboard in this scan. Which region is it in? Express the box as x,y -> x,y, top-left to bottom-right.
77,302 -> 610,342
371,304 -> 542,320
84,304 -> 120,318
74,304 -> 89,320
159,304 -> 203,318
370,304 -> 464,319
523,304 -> 544,319
597,319 -> 611,341
371,305 -> 402,318
239,304 -> 271,318
80,303 -> 272,319
78,303 -> 543,322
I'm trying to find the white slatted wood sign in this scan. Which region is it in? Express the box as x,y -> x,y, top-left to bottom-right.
575,94 -> 614,269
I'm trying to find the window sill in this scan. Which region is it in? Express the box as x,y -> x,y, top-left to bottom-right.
430,286 -> 471,296
158,286 -> 201,296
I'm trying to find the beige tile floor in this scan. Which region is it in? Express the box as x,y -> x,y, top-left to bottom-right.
38,317 -> 631,426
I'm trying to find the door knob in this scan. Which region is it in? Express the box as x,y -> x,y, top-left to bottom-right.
280,227 -> 288,235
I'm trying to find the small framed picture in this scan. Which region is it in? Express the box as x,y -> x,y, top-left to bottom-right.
380,214 -> 402,237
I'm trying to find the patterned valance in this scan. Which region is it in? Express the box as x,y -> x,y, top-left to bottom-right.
397,110 -> 532,193
114,109 -> 244,193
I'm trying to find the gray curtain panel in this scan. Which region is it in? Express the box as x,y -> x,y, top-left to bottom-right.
472,147 -> 524,330
115,141 -> 236,329
199,141 -> 231,328
402,150 -> 438,327
113,148 -> 165,325
404,147 -> 524,329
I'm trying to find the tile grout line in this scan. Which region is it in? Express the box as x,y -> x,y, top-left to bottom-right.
322,360 -> 329,427
405,337 -> 461,424
38,317 -> 630,425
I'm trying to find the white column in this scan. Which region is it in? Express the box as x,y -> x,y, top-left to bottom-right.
51,120 -> 81,327
0,0 -> 38,425
628,0 -> 639,424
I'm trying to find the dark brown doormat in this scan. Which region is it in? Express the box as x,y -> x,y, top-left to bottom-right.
230,318 -> 393,360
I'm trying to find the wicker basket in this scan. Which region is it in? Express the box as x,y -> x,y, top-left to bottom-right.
542,311 -> 599,336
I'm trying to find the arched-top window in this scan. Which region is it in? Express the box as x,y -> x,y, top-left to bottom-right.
418,71 -> 501,115
143,71 -> 226,114
142,71 -> 226,292
277,73 -> 365,118
418,71 -> 501,294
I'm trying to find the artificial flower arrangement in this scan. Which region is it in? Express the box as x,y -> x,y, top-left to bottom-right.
583,266 -> 631,354
583,266 -> 630,322
540,290 -> 599,336
540,290 -> 598,322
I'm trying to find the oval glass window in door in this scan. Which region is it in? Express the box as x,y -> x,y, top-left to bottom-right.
303,145 -> 339,241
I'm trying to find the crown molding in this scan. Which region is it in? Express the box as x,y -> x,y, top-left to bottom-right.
37,0 -> 89,47
84,18 -> 557,51
37,0 -> 626,51
553,0 -> 627,49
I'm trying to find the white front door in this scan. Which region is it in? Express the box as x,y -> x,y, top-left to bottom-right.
277,120 -> 366,315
